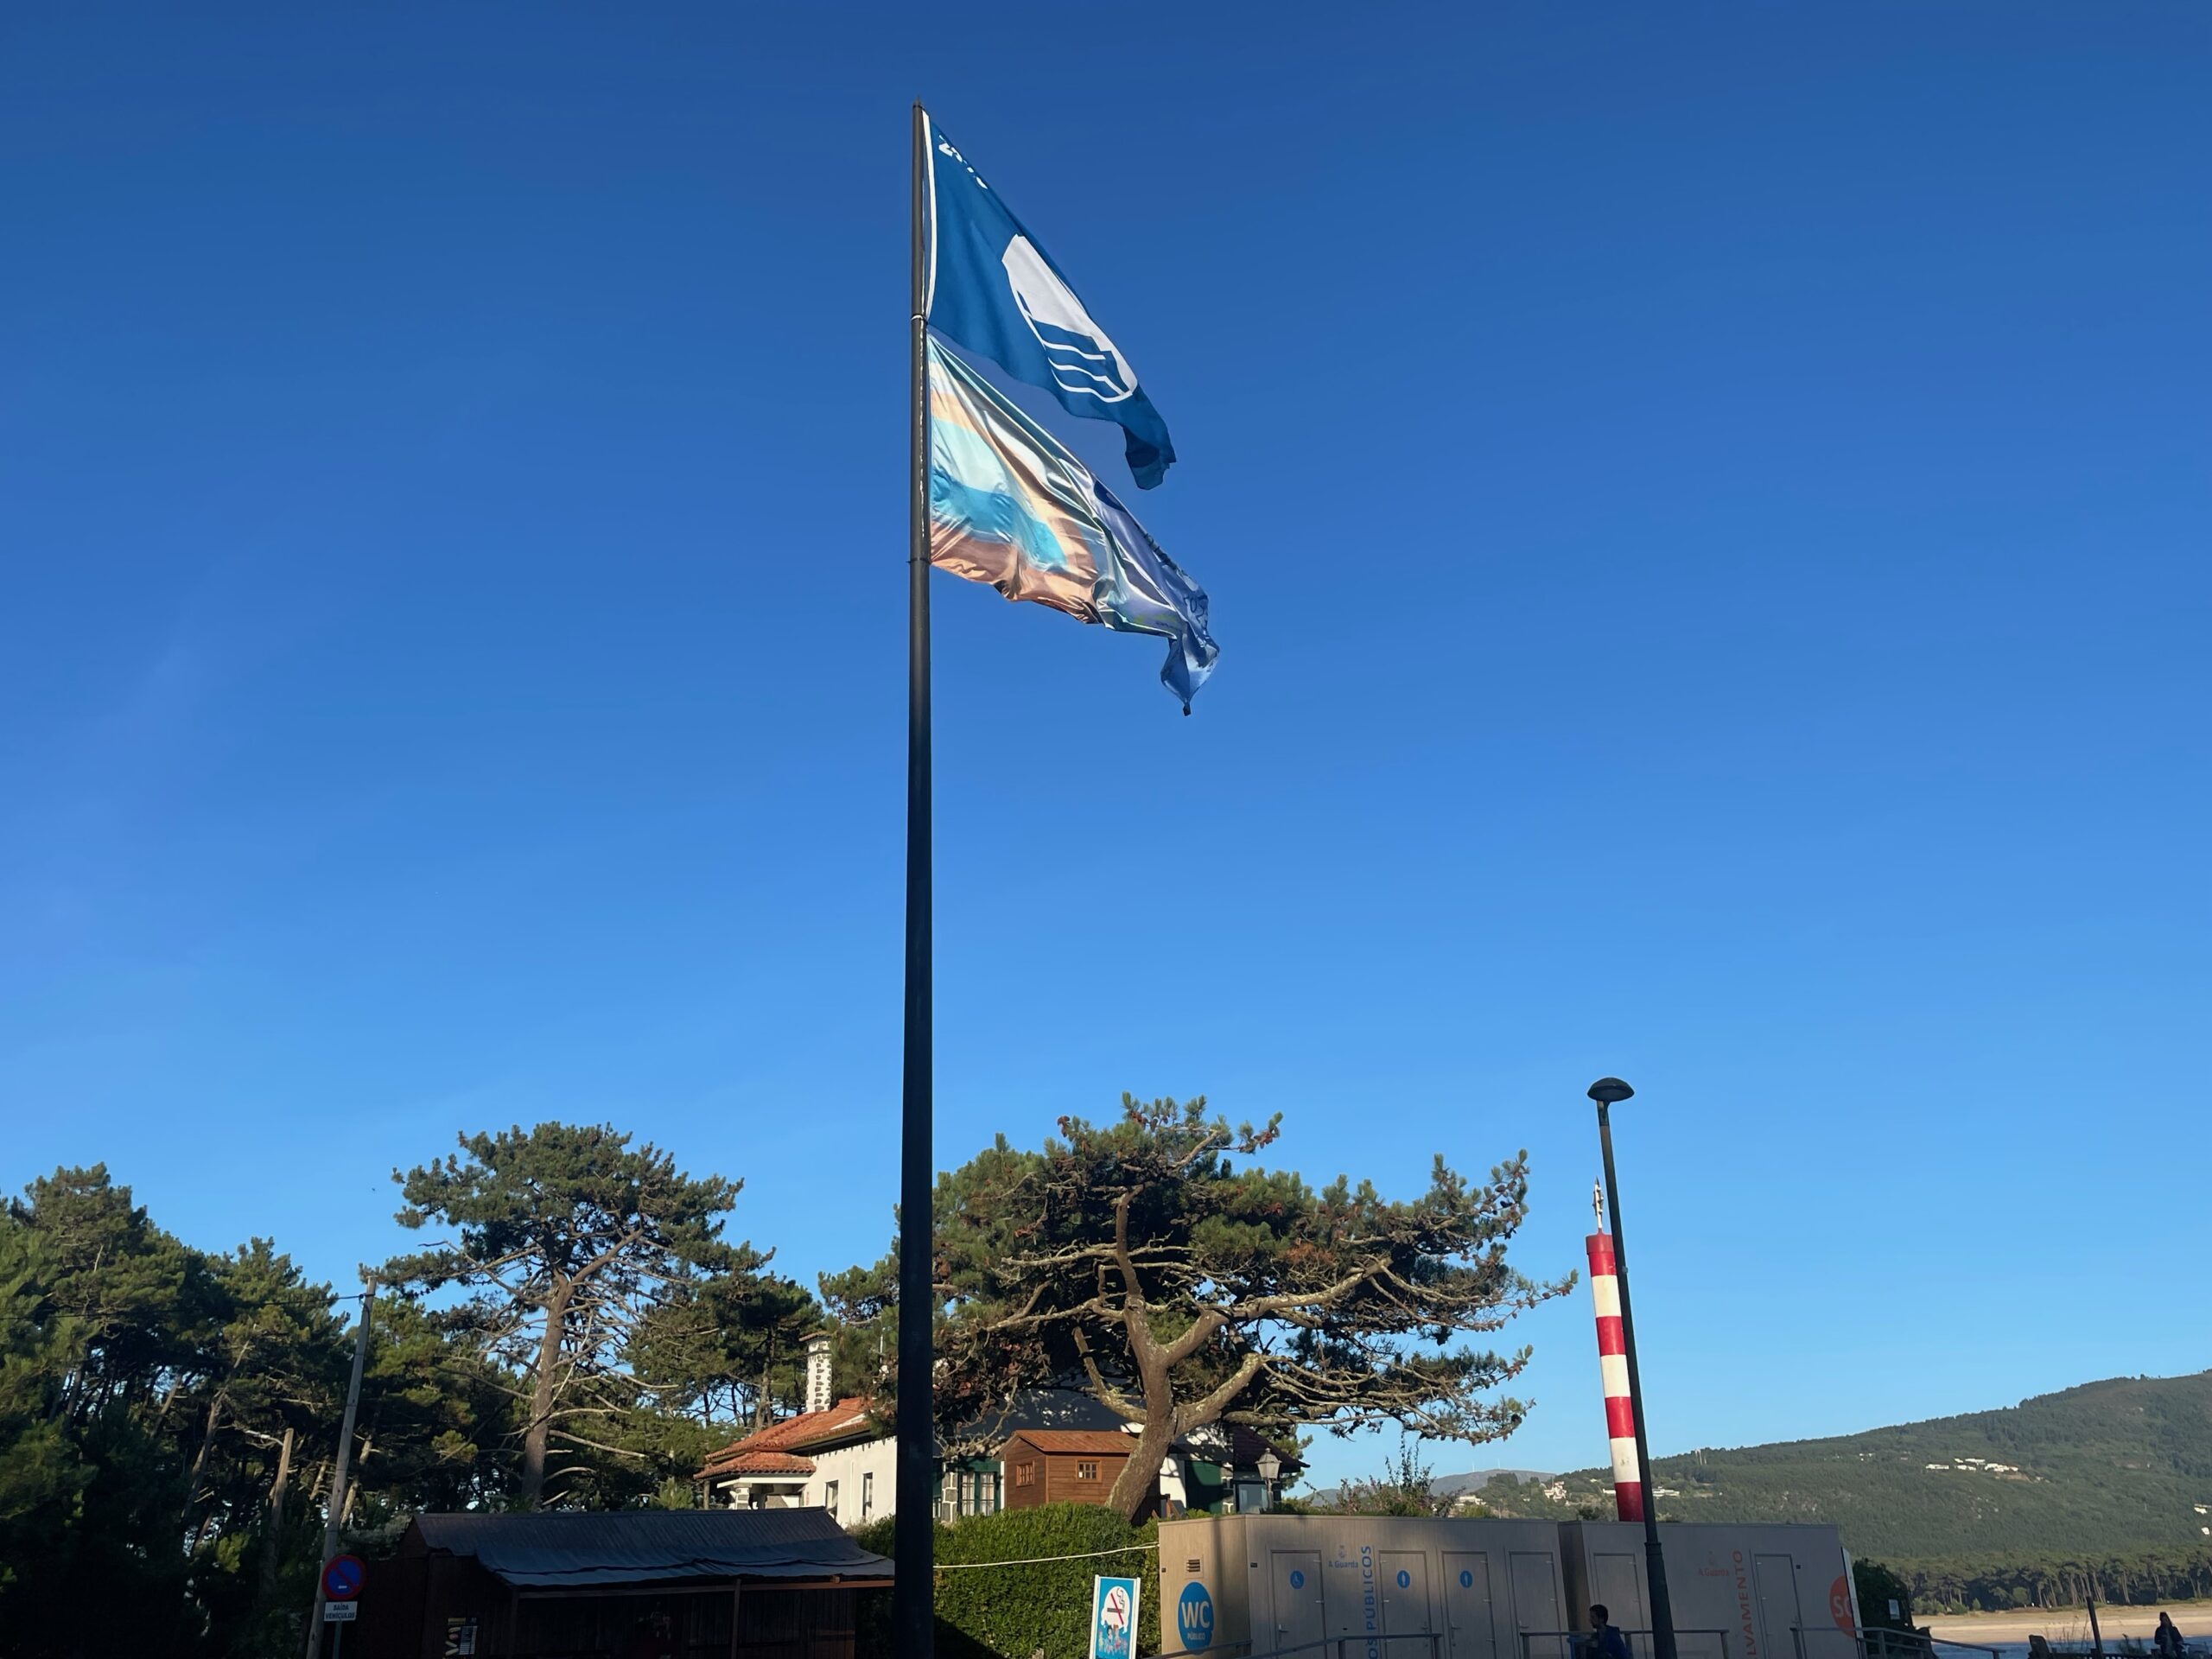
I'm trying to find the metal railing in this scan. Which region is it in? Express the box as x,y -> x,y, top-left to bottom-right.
1187,1637 -> 1447,1659
1802,1631 -> 2005,1659
1522,1629 -> 1734,1659
1786,1630 -> 2005,1659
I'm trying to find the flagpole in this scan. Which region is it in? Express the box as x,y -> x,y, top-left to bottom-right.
894,97 -> 937,1659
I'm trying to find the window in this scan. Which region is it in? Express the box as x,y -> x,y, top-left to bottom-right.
861,1471 -> 874,1520
957,1471 -> 975,1515
823,1480 -> 839,1520
982,1471 -> 1000,1513
1076,1460 -> 1100,1481
1014,1462 -> 1037,1488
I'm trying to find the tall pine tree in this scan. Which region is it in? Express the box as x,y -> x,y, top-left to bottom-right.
384,1122 -> 752,1507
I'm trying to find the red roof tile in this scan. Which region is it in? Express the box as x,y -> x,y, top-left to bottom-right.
695,1398 -> 878,1481
1001,1429 -> 1138,1456
699,1450 -> 816,1478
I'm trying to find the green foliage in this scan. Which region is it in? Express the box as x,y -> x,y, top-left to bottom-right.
348,1291 -> 518,1518
872,1093 -> 1566,1521
0,1133 -> 781,1656
629,1268 -> 824,1429
0,1216 -> 91,1592
1884,1548 -> 2212,1614
1310,1435 -> 1461,1516
819,1253 -> 899,1402
853,1503 -> 1160,1659
1853,1559 -> 1915,1631
3,1167 -> 235,1657
383,1122 -> 754,1507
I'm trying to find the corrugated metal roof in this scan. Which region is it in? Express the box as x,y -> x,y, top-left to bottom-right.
406,1509 -> 893,1589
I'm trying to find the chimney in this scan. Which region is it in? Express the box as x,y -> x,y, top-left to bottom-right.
804,1332 -> 833,1415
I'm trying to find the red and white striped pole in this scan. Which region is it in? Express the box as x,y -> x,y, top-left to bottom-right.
1586,1179 -> 1643,1522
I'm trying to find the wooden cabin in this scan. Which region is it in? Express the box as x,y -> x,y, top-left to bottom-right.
997,1428 -> 1137,1511
342,1509 -> 891,1658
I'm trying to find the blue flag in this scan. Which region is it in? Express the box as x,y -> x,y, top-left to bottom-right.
925,113 -> 1177,490
928,340 -> 1217,709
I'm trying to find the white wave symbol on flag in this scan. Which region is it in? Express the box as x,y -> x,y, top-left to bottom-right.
1001,234 -> 1136,404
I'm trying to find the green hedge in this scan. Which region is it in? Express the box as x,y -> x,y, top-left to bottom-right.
853,1504 -> 1160,1659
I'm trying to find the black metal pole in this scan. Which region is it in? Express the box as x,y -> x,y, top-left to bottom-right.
893,97 -> 936,1659
1590,1080 -> 1677,1659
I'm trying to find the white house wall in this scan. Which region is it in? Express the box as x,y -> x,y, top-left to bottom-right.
804,1437 -> 901,1526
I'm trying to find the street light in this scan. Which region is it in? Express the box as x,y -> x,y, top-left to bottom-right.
1588,1077 -> 1679,1659
1255,1447 -> 1282,1511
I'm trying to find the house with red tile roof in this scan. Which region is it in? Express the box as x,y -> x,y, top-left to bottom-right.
693,1335 -> 909,1524
693,1334 -> 1298,1522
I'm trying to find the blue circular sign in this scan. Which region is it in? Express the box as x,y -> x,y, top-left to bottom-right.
1178,1581 -> 1216,1652
1460,1570 -> 1476,1589
322,1554 -> 365,1600
1289,1569 -> 1306,1588
1396,1570 -> 1412,1589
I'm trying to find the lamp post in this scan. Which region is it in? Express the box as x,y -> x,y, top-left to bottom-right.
1588,1077 -> 1678,1659
1255,1448 -> 1282,1513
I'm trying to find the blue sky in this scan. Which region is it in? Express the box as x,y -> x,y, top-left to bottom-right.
3,4 -> 2206,1490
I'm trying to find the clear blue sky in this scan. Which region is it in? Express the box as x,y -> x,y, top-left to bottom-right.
3,5 -> 2206,1491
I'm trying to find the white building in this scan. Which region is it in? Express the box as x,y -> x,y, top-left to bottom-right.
693,1334 -> 1290,1524
693,1334 -> 1002,1524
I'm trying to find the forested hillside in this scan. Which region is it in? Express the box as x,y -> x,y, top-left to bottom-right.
1479,1371 -> 2212,1568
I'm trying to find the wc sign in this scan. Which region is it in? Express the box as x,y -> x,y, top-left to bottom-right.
1178,1580 -> 1216,1651
1090,1574 -> 1141,1659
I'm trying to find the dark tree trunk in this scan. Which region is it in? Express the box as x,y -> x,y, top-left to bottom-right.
1107,1417 -> 1175,1523
182,1387 -> 229,1548
257,1424 -> 296,1600
519,1287 -> 570,1508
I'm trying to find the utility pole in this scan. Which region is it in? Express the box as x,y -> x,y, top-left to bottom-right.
303,1279 -> 374,1659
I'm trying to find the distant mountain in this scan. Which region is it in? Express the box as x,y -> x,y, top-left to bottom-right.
1476,1371 -> 2212,1562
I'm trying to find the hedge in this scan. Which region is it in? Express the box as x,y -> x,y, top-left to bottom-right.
853,1503 -> 1161,1659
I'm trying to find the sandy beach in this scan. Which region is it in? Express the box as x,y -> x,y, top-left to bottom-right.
1922,1601 -> 2212,1644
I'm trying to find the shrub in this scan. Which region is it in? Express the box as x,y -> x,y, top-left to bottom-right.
1853,1560 -> 1916,1632
854,1504 -> 1160,1659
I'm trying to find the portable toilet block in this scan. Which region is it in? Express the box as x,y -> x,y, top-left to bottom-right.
1158,1514 -> 1571,1659
1558,1523 -> 1858,1659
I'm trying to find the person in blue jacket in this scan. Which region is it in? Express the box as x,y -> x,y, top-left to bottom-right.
1586,1605 -> 1634,1659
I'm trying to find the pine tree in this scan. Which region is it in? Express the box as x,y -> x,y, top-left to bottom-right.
383,1122 -> 750,1508
849,1094 -> 1567,1522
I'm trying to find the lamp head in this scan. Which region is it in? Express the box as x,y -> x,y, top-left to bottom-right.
1587,1077 -> 1635,1105
1256,1449 -> 1282,1482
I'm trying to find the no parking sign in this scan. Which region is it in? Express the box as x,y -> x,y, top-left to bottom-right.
322,1554 -> 365,1601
